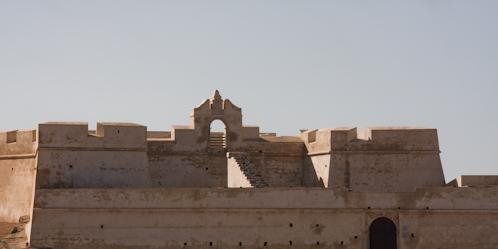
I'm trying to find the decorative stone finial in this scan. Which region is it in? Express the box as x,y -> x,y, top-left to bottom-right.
213,90 -> 222,100
211,89 -> 223,111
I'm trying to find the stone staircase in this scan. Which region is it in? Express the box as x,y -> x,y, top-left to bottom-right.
208,132 -> 226,153
227,152 -> 268,188
0,216 -> 29,249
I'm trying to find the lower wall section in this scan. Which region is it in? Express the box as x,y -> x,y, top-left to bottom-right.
399,212 -> 498,249
31,209 -> 364,249
30,208 -> 498,249
29,188 -> 498,249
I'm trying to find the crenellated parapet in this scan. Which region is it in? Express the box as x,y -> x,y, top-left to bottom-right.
303,127 -> 439,155
0,130 -> 37,156
38,122 -> 147,150
301,127 -> 444,191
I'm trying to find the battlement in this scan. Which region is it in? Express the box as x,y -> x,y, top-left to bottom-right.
304,127 -> 439,154
0,130 -> 37,156
38,122 -> 147,150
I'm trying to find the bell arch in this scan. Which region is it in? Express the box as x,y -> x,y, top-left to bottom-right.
369,217 -> 397,249
191,90 -> 259,151
208,119 -> 227,152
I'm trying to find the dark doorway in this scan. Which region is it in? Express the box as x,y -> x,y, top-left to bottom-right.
369,217 -> 397,249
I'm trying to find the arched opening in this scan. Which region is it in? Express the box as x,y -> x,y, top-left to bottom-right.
209,119 -> 227,152
369,217 -> 397,249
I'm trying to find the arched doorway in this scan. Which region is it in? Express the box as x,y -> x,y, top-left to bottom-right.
209,119 -> 227,152
369,217 -> 397,249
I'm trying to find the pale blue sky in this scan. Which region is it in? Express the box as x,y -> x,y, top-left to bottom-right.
1,1 -> 497,181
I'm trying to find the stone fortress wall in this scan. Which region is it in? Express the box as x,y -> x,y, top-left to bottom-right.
0,130 -> 37,247
30,187 -> 498,249
32,91 -> 444,191
34,91 -> 306,190
301,127 -> 445,192
0,91 -> 497,249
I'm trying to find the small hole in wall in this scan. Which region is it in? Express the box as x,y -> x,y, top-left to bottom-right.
315,224 -> 320,227
184,242 -> 187,246
117,129 -> 120,134
11,168 -> 13,171
209,242 -> 213,246
324,165 -> 328,168
69,165 -> 73,169
398,207 -> 401,209
259,150 -> 263,153
316,241 -> 320,245
100,225 -> 104,229
289,240 -> 293,246
367,206 -> 371,209
354,236 -> 358,239
425,207 -> 430,210
289,223 -> 293,227
411,233 -> 415,238
239,242 -> 242,246
205,167 -> 209,171
264,242 -> 268,246
340,241 -> 344,246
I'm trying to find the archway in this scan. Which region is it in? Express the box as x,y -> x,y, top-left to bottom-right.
369,217 -> 397,249
209,119 -> 227,152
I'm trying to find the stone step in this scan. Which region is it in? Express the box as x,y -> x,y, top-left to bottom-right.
228,153 -> 269,188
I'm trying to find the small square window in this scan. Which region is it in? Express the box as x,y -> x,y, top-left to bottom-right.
6,131 -> 17,143
308,130 -> 317,143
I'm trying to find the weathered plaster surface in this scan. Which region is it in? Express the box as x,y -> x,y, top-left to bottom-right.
0,130 -> 37,247
30,188 -> 498,249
